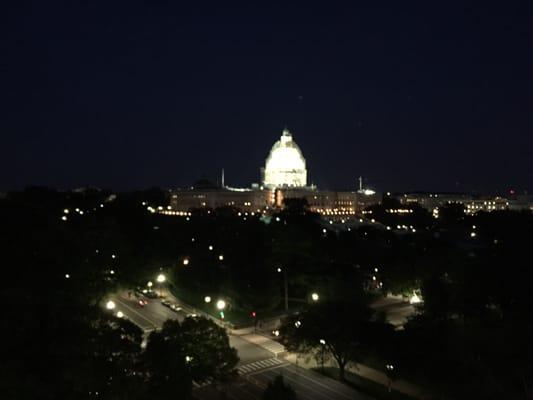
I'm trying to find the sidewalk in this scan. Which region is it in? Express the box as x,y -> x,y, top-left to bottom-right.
283,353 -> 429,399
238,331 -> 429,399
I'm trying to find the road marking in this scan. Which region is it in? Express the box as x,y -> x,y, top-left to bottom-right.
257,365 -> 356,400
238,358 -> 286,376
113,298 -> 158,329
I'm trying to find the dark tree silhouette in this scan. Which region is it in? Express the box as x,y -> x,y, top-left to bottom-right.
262,375 -> 297,400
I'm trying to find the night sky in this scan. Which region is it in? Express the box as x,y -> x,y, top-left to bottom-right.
2,1 -> 532,193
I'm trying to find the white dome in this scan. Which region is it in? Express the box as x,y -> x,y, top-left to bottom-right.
263,129 -> 307,188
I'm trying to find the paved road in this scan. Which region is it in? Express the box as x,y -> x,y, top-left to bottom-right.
196,363 -> 372,400
109,293 -> 272,365
108,292 -> 373,399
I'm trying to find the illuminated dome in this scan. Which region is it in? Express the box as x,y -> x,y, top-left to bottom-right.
263,128 -> 307,188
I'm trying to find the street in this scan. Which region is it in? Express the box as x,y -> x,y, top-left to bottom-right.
108,291 -> 373,399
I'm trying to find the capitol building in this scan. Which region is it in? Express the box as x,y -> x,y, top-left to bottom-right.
262,128 -> 307,188
167,128 -> 379,217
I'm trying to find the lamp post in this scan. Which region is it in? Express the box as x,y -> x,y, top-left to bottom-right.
319,339 -> 326,373
216,299 -> 226,320
106,300 -> 116,310
156,274 -> 166,297
277,267 -> 289,311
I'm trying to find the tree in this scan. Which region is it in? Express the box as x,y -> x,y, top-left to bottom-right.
280,302 -> 383,381
143,317 -> 238,396
179,317 -> 239,384
90,312 -> 145,399
143,320 -> 193,399
262,375 -> 297,400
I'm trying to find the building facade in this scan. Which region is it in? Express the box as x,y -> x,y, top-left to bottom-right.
167,128 -> 381,216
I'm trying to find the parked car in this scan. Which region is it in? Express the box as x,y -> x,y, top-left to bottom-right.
170,304 -> 182,312
161,299 -> 171,307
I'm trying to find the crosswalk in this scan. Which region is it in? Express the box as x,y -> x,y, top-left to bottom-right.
193,378 -> 214,388
237,358 -> 285,375
193,358 -> 286,389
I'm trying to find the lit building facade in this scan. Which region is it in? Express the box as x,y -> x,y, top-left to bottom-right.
262,128 -> 307,188
167,128 -> 381,216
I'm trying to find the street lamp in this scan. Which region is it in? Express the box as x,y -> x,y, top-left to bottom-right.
216,299 -> 226,310
106,300 -> 116,310
183,258 -> 189,266
204,296 -> 211,303
216,299 -> 226,320
319,339 -> 326,373
156,274 -> 166,297
116,311 -> 124,318
147,281 -> 153,288
277,267 -> 289,311
386,364 -> 395,392
311,292 -> 319,302
218,254 -> 224,261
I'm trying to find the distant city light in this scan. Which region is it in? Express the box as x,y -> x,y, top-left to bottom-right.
106,300 -> 116,310
116,311 -> 124,318
65,273 -> 70,279
319,339 -> 326,345
208,245 -> 213,251
204,296 -> 211,303
218,254 -> 224,261
183,258 -> 189,266
311,293 -> 319,301
147,281 -> 153,288
156,274 -> 166,283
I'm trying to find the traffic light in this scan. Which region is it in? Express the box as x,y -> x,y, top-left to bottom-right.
251,311 -> 257,318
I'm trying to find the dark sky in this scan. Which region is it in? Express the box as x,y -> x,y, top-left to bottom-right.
2,1 -> 532,193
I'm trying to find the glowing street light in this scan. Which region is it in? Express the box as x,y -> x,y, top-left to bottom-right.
311,293 -> 319,302
319,339 -> 326,345
218,254 -> 224,261
183,258 -> 190,266
216,299 -> 226,310
65,273 -> 70,279
204,296 -> 211,303
208,245 -> 214,251
116,311 -> 124,318
106,300 -> 116,310
277,267 -> 282,273
156,274 -> 166,283
147,281 -> 153,288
